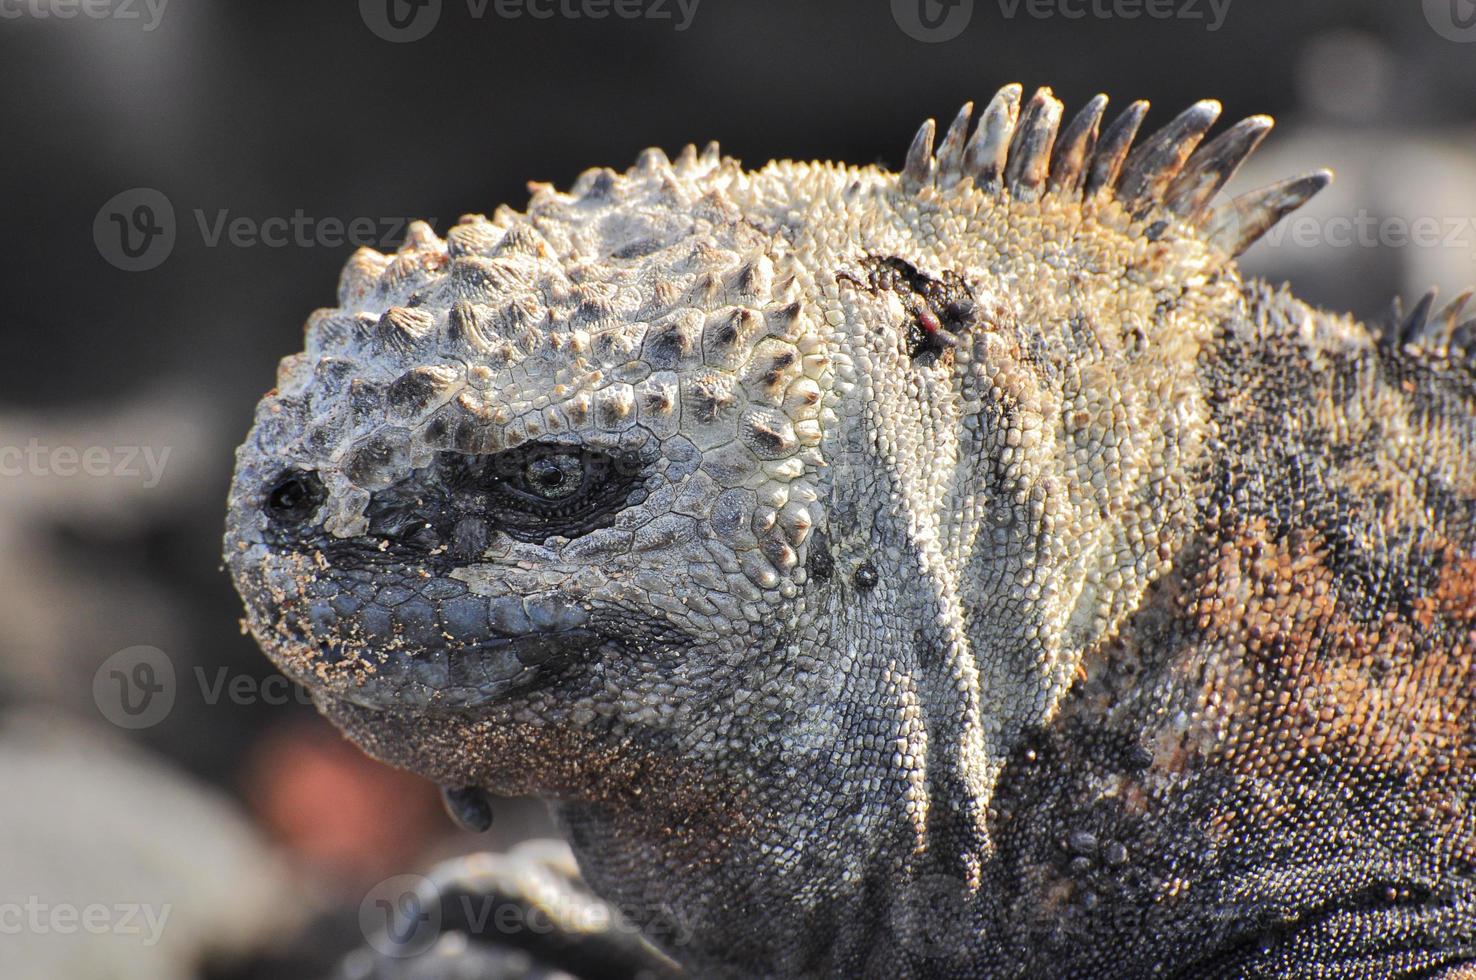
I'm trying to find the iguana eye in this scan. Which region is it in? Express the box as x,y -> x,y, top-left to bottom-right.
428,443 -> 648,544
265,470 -> 325,524
519,451 -> 585,501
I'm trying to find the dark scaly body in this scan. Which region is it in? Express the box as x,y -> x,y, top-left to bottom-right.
967,282 -> 1476,977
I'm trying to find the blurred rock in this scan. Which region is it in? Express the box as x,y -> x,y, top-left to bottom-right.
0,386 -> 218,712
0,710 -> 297,980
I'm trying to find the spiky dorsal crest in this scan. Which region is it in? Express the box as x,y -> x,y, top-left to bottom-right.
901,84 -> 1333,258
1386,287 -> 1476,356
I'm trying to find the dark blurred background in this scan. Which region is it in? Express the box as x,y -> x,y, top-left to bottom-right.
1,0 -> 1473,976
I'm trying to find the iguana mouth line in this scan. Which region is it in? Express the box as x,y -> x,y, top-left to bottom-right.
294,629 -> 606,712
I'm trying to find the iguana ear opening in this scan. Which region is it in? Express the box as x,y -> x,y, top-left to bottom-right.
901,84 -> 1333,258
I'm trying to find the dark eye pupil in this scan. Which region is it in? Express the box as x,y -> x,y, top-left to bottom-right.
266,472 -> 323,522
525,455 -> 582,499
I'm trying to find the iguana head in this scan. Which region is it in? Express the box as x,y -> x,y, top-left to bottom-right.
225,84 -> 1327,971
223,144 -> 837,758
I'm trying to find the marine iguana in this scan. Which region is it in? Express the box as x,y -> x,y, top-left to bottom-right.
224,84 -> 1476,977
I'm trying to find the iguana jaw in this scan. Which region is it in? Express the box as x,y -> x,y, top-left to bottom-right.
225,531 -> 632,713
264,621 -> 608,714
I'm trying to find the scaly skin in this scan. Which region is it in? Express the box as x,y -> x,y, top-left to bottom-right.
225,85 -> 1476,976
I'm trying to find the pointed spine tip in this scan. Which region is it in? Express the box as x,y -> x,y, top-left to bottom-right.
1117,99 -> 1224,210
1441,289 -> 1476,341
902,118 -> 938,191
1004,87 -> 1064,201
1167,114 -> 1276,221
1085,100 -> 1149,199
1209,169 -> 1333,257
1392,287 -> 1476,351
1048,94 -> 1109,197
965,84 -> 1025,189
1399,289 -> 1438,345
633,147 -> 674,179
936,102 -> 975,188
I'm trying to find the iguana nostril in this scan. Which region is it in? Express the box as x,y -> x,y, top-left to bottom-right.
264,470 -> 325,524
